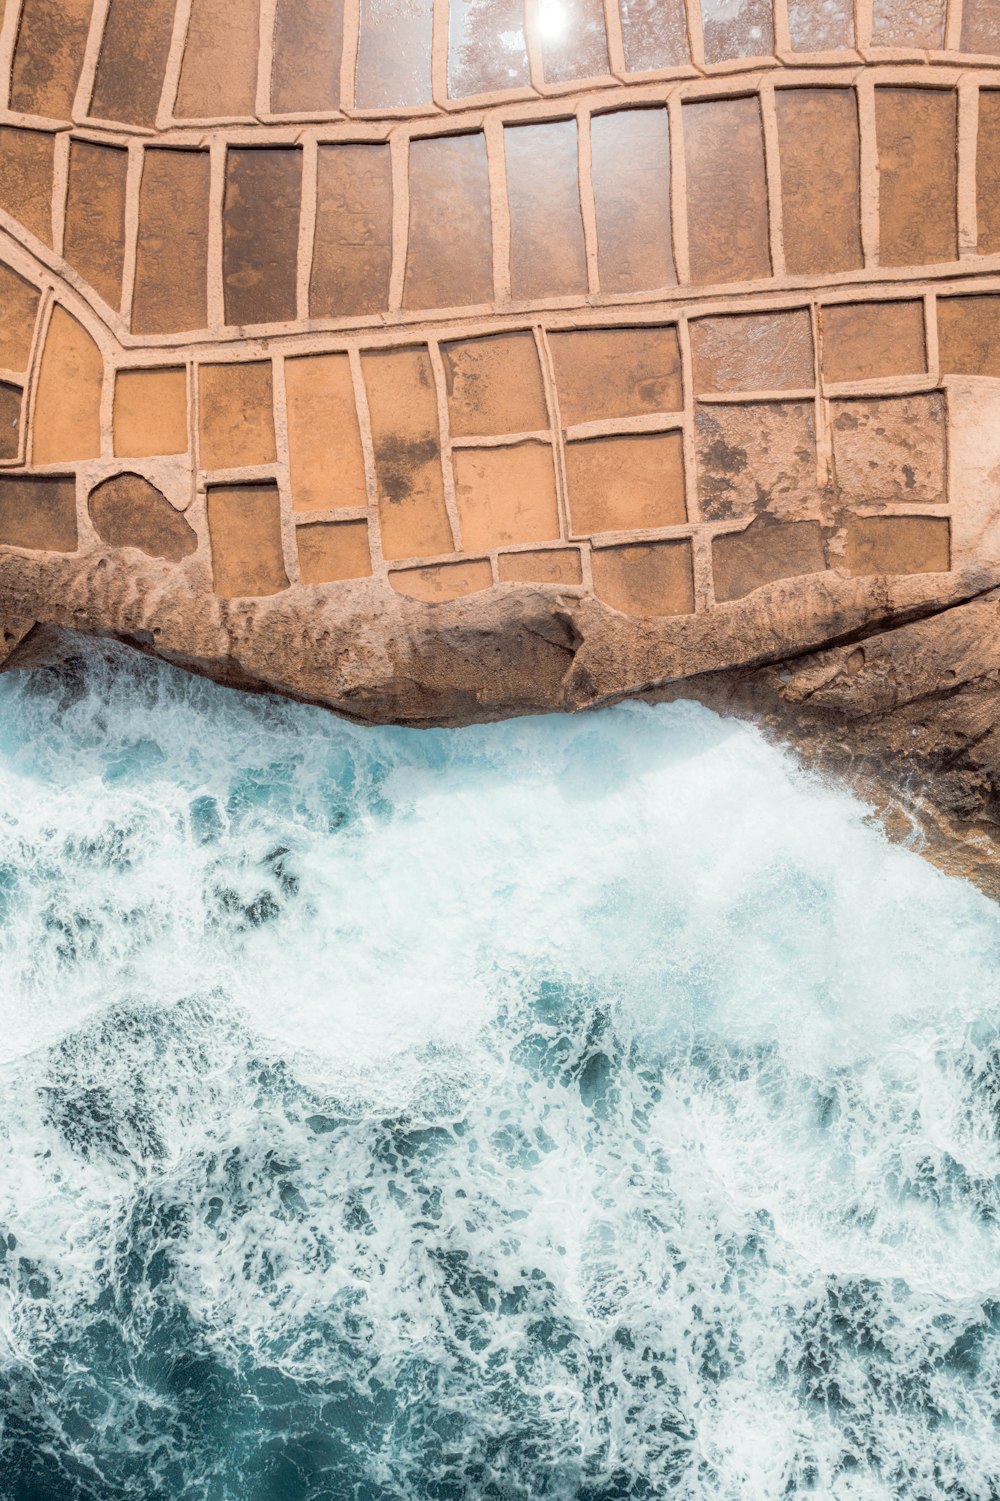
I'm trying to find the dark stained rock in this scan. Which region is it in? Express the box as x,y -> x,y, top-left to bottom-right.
0,474 -> 77,552
88,474 -> 197,563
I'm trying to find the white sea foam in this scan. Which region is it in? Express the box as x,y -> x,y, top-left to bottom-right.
1,640 -> 999,1500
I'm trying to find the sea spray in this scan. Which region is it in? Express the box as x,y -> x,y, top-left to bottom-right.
1,640 -> 1000,1499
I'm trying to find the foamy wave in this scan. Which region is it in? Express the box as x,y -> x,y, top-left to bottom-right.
1,640 -> 999,1499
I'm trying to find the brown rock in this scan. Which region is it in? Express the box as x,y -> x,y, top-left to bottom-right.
452,441 -> 560,550
175,0 -> 260,119
442,332 -> 549,437
206,482 -> 289,597
223,148 -> 302,327
403,134 -> 493,311
591,108 -> 675,295
938,295 -> 1000,377
776,89 -> 863,277
296,520 -> 373,584
0,264 -> 40,374
498,547 -> 583,584
505,121 -> 588,300
390,558 -> 492,600
821,300 -> 926,384
685,97 -> 771,286
132,149 -> 211,336
0,474 -> 76,552
90,0 -> 176,128
89,473 -> 198,562
10,0 -> 92,119
31,307 -> 103,465
876,87 -> 957,266
310,144 -> 393,319
565,431 -> 686,534
548,326 -> 682,426
0,128 -> 54,246
831,393 -> 946,504
198,362 -> 276,472
696,401 -> 817,521
963,0 -> 1000,53
843,515 -> 950,576
63,140 -> 128,310
713,517 -> 826,603
591,539 -> 694,616
977,91 -> 1000,255
361,346 -> 453,560
0,382 -> 22,460
271,0 -> 345,113
285,354 -> 368,512
691,310 -> 814,395
114,369 -> 189,459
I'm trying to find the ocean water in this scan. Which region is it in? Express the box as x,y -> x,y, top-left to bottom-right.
1,640 -> 1000,1501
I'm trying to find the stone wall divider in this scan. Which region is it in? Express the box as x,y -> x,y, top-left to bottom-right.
157,0 -> 194,130
958,72 -> 980,255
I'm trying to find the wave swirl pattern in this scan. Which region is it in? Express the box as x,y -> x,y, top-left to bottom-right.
1,644 -> 1000,1500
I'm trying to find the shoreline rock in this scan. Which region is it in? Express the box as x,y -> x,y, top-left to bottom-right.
8,584 -> 1000,901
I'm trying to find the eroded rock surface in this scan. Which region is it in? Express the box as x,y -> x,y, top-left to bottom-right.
650,595 -> 1000,901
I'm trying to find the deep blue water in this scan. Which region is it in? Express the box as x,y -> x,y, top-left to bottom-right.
2,641 -> 1000,1499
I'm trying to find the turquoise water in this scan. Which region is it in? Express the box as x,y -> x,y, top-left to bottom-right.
2,640 -> 1000,1499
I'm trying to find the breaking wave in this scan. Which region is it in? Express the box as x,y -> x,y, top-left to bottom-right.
1,639 -> 1000,1500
